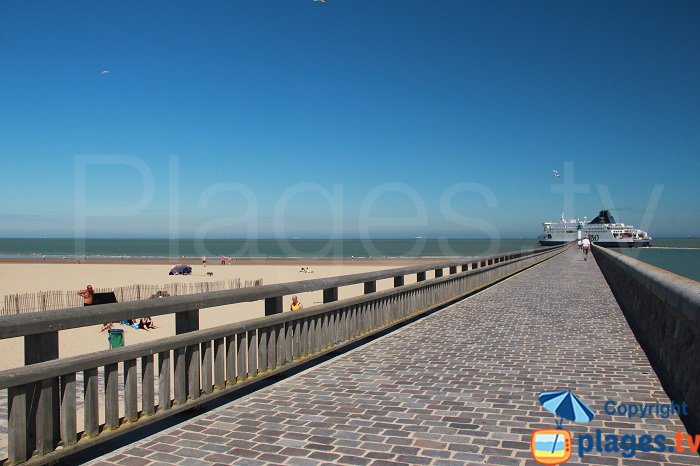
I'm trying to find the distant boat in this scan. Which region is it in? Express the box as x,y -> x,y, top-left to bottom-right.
538,210 -> 651,248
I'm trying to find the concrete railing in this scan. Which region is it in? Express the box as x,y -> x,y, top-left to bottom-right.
0,245 -> 566,465
592,245 -> 700,435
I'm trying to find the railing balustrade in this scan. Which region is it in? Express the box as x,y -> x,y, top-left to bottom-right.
0,245 -> 566,465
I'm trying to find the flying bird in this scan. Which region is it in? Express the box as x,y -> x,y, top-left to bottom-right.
552,169 -> 560,178
100,70 -> 110,75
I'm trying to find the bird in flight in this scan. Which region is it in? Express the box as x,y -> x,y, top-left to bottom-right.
100,70 -> 110,75
552,169 -> 560,178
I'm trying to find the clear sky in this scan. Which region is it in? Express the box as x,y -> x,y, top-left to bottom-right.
1,1 -> 698,239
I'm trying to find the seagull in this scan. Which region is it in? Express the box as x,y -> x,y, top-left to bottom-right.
552,169 -> 560,178
100,70 -> 110,75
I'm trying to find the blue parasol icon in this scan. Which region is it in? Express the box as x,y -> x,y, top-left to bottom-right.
539,390 -> 595,428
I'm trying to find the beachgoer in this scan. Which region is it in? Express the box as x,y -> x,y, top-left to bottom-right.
577,239 -> 582,249
78,285 -> 94,305
228,256 -> 233,265
290,295 -> 303,311
138,317 -> 157,330
202,256 -> 207,267
221,255 -> 225,265
581,236 -> 592,261
100,322 -> 113,332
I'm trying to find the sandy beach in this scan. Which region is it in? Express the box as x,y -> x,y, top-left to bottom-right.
0,258 -> 433,372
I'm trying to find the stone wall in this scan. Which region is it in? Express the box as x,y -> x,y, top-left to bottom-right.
593,245 -> 700,435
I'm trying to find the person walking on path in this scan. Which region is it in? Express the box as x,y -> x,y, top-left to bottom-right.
581,236 -> 591,261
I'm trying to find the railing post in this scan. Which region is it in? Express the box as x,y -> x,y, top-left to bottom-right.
323,287 -> 338,303
175,309 -> 200,400
142,355 -> 155,416
265,296 -> 283,316
8,385 -> 28,463
247,330 -> 256,378
60,373 -> 77,447
158,352 -> 171,411
23,331 -> 59,457
84,368 -> 99,436
214,337 -> 226,390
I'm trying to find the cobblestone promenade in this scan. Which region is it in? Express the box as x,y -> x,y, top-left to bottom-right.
87,248 -> 699,466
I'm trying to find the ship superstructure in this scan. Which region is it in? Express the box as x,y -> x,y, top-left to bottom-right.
538,210 -> 651,248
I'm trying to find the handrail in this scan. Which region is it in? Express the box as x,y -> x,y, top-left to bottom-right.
0,265 -> 522,389
0,246 -> 558,340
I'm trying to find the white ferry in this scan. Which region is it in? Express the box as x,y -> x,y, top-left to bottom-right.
538,210 -> 651,248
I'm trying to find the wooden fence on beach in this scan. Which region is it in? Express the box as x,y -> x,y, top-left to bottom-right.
1,278 -> 264,315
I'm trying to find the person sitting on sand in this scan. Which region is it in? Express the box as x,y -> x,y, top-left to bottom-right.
138,317 -> 157,330
78,285 -> 94,305
290,295 -> 303,311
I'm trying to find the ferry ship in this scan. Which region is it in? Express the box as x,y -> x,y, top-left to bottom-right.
538,210 -> 651,248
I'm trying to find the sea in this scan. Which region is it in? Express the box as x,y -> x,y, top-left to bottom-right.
0,237 -> 697,282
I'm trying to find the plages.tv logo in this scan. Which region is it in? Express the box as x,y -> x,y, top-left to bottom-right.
531,390 -> 595,465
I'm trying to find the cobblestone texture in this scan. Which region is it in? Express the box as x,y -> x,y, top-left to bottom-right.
84,247 -> 699,465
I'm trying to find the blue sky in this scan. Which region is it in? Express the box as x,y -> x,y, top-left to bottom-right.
1,1 -> 698,239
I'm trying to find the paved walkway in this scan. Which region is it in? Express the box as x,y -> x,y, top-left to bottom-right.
86,248 -> 699,466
